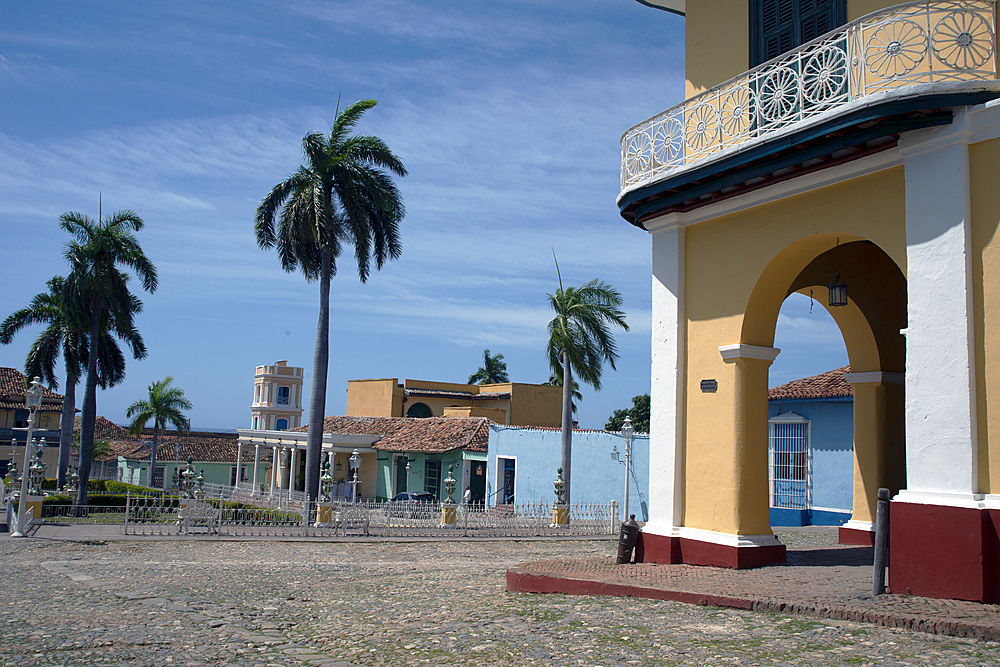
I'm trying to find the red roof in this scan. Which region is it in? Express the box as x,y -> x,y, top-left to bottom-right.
769,366 -> 853,401
294,416 -> 490,454
0,367 -> 64,411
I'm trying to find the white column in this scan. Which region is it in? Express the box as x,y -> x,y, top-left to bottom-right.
291,447 -> 299,491
235,441 -> 243,490
270,446 -> 278,495
899,118 -> 980,502
253,444 -> 260,494
647,214 -> 686,531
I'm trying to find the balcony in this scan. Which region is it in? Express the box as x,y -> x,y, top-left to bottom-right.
619,0 -> 1000,222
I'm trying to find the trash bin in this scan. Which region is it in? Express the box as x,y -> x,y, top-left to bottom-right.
616,514 -> 640,564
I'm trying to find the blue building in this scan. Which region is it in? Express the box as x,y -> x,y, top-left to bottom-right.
486,424 -> 650,521
768,367 -> 853,527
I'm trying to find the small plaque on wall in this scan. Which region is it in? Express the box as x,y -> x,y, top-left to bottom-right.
700,379 -> 718,393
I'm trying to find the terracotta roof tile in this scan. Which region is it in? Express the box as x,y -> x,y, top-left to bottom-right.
122,430 -> 264,464
0,367 -> 64,411
293,416 -> 490,454
73,416 -> 131,441
769,366 -> 853,401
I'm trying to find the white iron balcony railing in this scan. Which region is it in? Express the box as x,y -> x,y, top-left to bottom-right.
620,0 -> 997,191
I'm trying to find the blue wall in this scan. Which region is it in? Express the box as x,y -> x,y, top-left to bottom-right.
768,397 -> 853,526
487,425 -> 650,521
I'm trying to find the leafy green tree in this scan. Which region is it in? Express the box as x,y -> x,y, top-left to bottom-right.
468,349 -> 509,385
255,99 -> 406,502
126,376 -> 192,488
605,393 -> 650,433
544,373 -> 582,416
61,210 -> 156,506
1,276 -> 139,488
546,254 -> 628,505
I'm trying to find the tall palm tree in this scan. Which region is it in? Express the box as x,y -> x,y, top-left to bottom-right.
0,276 -> 137,488
255,99 -> 406,502
468,349 -> 509,385
62,209 -> 156,506
126,376 -> 192,488
544,373 -> 582,416
546,254 -> 628,506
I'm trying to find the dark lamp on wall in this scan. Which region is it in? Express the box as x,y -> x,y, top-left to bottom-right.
828,239 -> 849,307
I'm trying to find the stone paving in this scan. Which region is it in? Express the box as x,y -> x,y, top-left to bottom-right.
0,526 -> 998,666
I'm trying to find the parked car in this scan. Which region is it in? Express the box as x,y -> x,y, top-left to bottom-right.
389,491 -> 437,519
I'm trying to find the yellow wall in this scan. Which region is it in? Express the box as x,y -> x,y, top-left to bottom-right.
970,136 -> 1000,494
680,167 -> 907,535
346,379 -> 402,418
442,406 -> 507,422
683,1 -> 905,97
508,383 -> 562,428
0,408 -> 62,431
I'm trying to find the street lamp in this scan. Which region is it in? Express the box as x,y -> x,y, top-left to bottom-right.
620,416 -> 635,523
12,377 -> 44,538
349,449 -> 361,503
405,458 -> 411,492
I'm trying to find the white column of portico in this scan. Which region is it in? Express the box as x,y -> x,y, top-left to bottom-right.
235,441 -> 243,490
646,213 -> 686,533
252,444 -> 260,494
290,447 -> 299,492
270,446 -> 278,495
898,114 -> 981,505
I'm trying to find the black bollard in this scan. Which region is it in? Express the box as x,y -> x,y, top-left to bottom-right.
616,514 -> 640,564
873,487 -> 890,595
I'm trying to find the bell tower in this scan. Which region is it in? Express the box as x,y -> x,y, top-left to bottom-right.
251,361 -> 304,431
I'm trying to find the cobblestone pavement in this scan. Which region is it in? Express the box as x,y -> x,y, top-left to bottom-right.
1,529 -> 999,666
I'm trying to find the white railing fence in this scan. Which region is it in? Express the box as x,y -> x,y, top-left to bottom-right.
621,0 -> 998,189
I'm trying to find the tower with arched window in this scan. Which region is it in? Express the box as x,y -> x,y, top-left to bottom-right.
251,361 -> 304,431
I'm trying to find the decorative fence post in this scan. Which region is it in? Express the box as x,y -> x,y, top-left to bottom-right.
123,491 -> 131,535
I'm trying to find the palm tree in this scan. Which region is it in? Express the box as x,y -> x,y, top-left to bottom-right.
546,254 -> 628,506
544,373 -> 582,416
62,209 -> 156,506
126,377 -> 192,488
0,276 -> 137,488
468,349 -> 509,385
255,99 -> 406,502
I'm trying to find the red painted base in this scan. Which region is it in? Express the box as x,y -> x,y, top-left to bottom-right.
838,526 -> 875,546
635,530 -> 786,569
890,501 -> 1000,603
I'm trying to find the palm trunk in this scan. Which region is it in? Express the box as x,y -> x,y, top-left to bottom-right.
58,372 -> 77,489
147,425 -> 160,489
560,349 -> 573,507
304,248 -> 331,503
76,307 -> 102,507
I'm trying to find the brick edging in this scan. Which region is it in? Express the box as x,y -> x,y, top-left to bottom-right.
506,568 -> 1000,642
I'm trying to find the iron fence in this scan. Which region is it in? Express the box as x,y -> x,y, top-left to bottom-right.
116,493 -> 618,538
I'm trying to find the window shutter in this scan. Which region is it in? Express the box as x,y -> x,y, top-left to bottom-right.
751,0 -> 844,66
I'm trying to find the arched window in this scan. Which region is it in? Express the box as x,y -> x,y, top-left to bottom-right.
276,418 -> 289,430
252,416 -> 259,429
406,402 -> 433,418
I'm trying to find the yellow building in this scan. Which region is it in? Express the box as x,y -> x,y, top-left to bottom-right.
625,0 -> 1000,602
251,361 -> 304,431
346,378 -> 562,428
0,368 -> 64,479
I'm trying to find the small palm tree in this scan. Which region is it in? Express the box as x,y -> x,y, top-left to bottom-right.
544,373 -> 582,416
62,209 -> 156,506
546,253 -> 628,505
1,276 -> 138,488
126,377 -> 192,489
468,349 -> 510,385
255,99 -> 406,503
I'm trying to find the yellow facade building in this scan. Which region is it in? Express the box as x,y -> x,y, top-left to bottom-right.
0,368 -> 64,479
626,0 -> 1000,602
346,378 -> 563,428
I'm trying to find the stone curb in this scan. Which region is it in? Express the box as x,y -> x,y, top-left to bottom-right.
506,566 -> 1000,643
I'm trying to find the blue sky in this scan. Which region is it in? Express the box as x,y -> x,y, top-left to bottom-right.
0,1 -> 846,432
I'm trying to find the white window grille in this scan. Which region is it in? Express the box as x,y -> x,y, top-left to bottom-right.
768,412 -> 810,509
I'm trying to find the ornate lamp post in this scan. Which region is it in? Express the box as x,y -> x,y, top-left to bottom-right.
320,460 -> 334,502
620,416 -> 635,522
29,443 -> 46,496
12,377 -> 44,538
348,449 -> 361,503
182,456 -> 197,498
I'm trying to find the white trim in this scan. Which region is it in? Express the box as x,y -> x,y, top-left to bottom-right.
768,411 -> 808,424
841,519 -> 874,533
719,344 -> 781,363
674,526 -> 784,548
893,489 -> 985,508
808,505 -> 852,515
842,371 -> 904,385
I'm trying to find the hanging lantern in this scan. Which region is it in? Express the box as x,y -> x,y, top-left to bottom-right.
828,272 -> 848,307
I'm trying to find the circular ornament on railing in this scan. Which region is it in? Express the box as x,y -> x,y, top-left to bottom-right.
865,19 -> 927,78
803,45 -> 848,103
932,10 -> 992,70
685,103 -> 718,151
651,115 -> 684,166
720,85 -> 754,139
757,66 -> 799,123
624,130 -> 653,179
